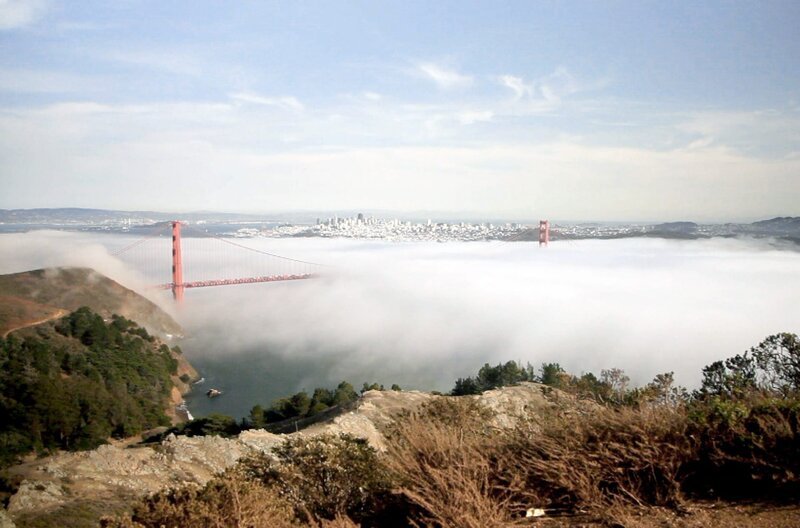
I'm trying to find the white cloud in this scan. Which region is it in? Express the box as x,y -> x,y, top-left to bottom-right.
363,91 -> 382,101
499,67 -> 582,104
229,92 -> 304,111
2,97 -> 798,219
0,0 -> 47,30
2,234 -> 798,400
687,136 -> 714,150
539,67 -> 579,102
676,109 -> 800,156
417,62 -> 473,89
500,75 -> 533,100
457,110 -> 493,125
1,91 -> 798,220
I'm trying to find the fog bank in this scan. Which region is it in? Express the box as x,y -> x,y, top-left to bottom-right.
180,237 -> 800,390
2,232 -> 798,416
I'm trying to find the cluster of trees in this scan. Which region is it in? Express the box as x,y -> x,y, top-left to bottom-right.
449,360 -> 645,400
247,382 -> 359,428
697,333 -> 800,399
451,360 -> 537,395
0,307 -> 179,466
246,381 -> 402,429
361,382 -> 402,393
448,359 -> 685,407
451,334 -> 800,410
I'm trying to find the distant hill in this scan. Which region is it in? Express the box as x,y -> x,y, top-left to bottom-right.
0,207 -> 308,225
0,267 -> 182,337
747,216 -> 800,235
651,221 -> 698,232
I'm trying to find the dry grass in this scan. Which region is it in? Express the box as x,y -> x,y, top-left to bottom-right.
384,399 -> 512,527
384,399 -> 697,526
500,406 -> 693,512
314,515 -> 360,528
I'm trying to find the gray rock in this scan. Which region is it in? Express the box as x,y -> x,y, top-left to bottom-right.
0,508 -> 16,528
7,481 -> 65,514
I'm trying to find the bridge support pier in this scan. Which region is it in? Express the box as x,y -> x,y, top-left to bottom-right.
171,221 -> 184,303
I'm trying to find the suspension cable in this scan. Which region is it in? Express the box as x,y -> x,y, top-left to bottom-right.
111,222 -> 171,257
181,224 -> 329,268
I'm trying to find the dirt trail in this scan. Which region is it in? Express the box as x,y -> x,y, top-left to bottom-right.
1,308 -> 68,338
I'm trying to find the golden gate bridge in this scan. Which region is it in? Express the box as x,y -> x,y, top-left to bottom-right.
112,219 -> 551,303
112,221 -> 323,303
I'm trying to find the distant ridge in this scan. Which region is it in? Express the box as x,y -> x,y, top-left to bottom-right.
0,207 -> 306,225
749,216 -> 800,234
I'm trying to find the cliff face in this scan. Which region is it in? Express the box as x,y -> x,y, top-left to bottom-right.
3,383 -> 578,526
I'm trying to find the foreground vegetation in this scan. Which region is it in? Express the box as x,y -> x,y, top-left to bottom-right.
0,307 -> 180,466
104,333 -> 799,527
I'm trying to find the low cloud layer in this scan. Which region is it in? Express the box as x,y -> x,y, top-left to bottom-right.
3,232 -> 798,411
178,237 -> 800,392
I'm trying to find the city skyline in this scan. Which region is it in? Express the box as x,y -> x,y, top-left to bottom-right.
1,1 -> 799,221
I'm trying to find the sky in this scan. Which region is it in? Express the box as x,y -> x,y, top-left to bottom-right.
0,1 -> 799,221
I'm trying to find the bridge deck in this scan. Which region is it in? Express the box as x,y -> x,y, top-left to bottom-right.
155,273 -> 315,290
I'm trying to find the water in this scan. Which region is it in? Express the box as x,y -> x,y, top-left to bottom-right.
1,231 -> 799,419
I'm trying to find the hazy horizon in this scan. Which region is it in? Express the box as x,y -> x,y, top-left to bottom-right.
0,204 -> 793,226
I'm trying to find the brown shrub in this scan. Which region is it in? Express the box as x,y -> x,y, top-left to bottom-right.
385,398 -> 697,526
385,399 -> 512,528
498,405 -> 694,517
101,470 -> 299,528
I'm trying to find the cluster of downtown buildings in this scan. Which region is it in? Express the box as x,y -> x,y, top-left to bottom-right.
250,214 -> 523,242
235,214 -> 654,242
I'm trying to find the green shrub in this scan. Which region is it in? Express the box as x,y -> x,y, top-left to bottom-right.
243,434 -> 393,522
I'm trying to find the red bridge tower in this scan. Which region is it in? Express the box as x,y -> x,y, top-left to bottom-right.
171,221 -> 184,302
539,220 -> 550,247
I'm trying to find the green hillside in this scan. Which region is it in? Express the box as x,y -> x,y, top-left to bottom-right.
0,308 -> 182,467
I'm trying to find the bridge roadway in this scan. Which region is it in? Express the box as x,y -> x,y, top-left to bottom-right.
155,273 -> 315,290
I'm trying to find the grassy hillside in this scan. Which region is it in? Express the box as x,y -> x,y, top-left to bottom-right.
0,267 -> 182,337
0,295 -> 65,337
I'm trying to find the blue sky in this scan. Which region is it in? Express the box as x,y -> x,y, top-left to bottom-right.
1,1 -> 798,220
